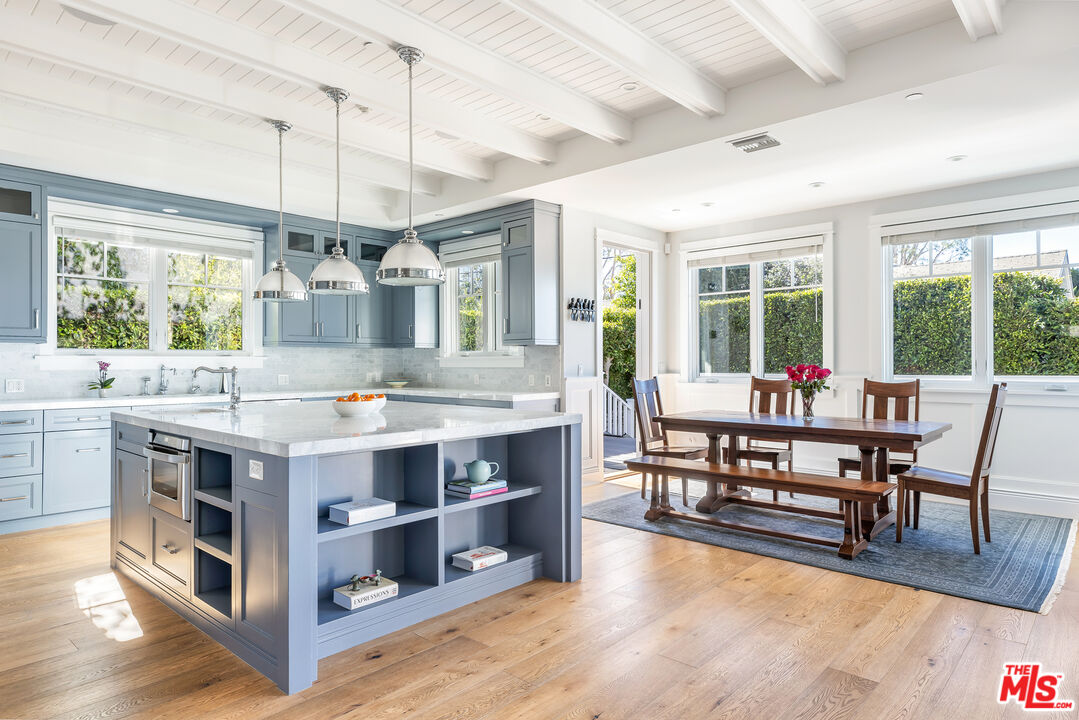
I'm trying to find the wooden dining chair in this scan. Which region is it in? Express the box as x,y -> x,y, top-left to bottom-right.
896,383 -> 1007,554
721,377 -> 794,501
632,377 -> 707,506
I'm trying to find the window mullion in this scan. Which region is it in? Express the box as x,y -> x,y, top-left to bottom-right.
971,235 -> 991,386
152,248 -> 168,352
749,262 -> 763,376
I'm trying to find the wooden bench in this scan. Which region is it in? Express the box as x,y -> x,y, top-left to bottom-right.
624,455 -> 896,559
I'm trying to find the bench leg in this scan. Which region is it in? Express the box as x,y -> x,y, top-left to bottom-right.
661,473 -> 672,511
644,473 -> 664,521
839,499 -> 869,560
896,483 -> 905,543
682,476 -> 689,508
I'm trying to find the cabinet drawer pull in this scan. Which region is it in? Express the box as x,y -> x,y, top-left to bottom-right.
0,420 -> 31,426
160,543 -> 181,555
33,309 -> 39,329
76,447 -> 101,453
0,453 -> 29,459
75,416 -> 103,422
0,495 -> 28,502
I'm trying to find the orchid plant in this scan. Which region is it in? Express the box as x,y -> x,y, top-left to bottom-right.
87,361 -> 115,391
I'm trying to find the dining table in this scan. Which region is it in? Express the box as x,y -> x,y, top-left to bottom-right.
655,411 -> 952,540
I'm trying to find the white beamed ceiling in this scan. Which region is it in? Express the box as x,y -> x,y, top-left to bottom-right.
0,0 -> 1064,230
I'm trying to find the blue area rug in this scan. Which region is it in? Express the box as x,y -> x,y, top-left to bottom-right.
584,489 -> 1076,613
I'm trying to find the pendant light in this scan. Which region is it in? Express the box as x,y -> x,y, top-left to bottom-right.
308,87 -> 370,295
376,46 -> 445,286
253,120 -> 308,302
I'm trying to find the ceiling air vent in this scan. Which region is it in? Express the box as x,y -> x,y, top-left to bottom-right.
729,132 -> 780,153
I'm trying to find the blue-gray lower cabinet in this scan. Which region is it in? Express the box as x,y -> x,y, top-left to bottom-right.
43,427 -> 112,514
114,448 -> 150,561
0,474 -> 42,521
0,220 -> 44,342
0,432 -> 42,477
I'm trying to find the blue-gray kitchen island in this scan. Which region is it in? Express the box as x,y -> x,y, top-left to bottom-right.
109,401 -> 582,694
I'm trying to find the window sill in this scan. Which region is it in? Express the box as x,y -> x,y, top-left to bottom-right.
437,353 -> 525,369
35,352 -> 267,371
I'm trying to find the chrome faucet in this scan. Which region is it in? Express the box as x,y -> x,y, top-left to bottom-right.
194,366 -> 240,410
157,365 -> 176,394
188,370 -> 202,394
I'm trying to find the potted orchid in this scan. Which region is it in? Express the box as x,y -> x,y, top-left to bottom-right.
785,364 -> 832,421
87,361 -> 115,398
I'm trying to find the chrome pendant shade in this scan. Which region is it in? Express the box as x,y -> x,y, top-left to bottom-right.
377,46 -> 445,287
308,87 -> 369,295
254,120 -> 308,302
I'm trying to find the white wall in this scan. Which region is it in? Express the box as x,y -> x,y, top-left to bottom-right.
661,166 -> 1079,517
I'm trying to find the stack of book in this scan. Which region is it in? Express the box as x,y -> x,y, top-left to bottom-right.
451,546 -> 508,571
445,478 -> 507,500
327,497 -> 396,526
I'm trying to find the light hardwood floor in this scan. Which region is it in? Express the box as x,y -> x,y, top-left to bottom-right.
1,479 -> 1076,720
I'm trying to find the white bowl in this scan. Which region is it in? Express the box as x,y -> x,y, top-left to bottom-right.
332,399 -> 377,417
372,395 -> 387,411
385,380 -> 409,389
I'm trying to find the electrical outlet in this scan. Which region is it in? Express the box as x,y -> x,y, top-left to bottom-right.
473,374 -> 480,385
528,374 -> 535,386
366,372 -> 374,382
545,375 -> 552,387
426,372 -> 432,384
277,374 -> 289,385
5,379 -> 24,393
577,363 -> 583,376
248,459 -> 264,481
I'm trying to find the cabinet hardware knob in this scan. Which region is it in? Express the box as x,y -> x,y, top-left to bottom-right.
0,453 -> 29,459
0,420 -> 31,426
76,447 -> 101,453
160,544 -> 180,555
75,417 -> 103,422
0,495 -> 28,502
33,309 -> 39,329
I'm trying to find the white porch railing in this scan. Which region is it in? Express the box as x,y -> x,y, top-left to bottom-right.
603,384 -> 635,438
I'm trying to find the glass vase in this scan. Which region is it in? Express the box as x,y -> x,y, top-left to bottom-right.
800,390 -> 815,421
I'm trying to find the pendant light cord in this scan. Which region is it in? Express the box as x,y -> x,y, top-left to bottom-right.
335,94 -> 342,251
408,59 -> 414,234
278,125 -> 284,264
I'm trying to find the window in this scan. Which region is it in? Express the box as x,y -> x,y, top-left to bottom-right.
51,203 -> 259,355
438,234 -> 518,364
884,210 -> 1079,382
689,234 -> 827,380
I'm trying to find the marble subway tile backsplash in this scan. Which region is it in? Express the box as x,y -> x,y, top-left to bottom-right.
0,344 -> 560,401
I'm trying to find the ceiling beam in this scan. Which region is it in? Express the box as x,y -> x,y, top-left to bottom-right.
951,0 -> 1005,41
60,0 -> 555,164
726,0 -> 846,85
278,0 -> 633,144
0,62 -> 409,205
0,99 -> 397,220
0,16 -> 487,184
499,0 -> 725,116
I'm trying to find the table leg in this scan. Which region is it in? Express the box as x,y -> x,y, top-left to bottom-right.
695,433 -> 722,513
725,433 -> 742,493
660,473 -> 671,510
858,446 -> 898,540
645,473 -> 664,521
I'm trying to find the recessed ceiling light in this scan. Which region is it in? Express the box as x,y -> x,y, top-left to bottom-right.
947,155 -> 967,162
620,82 -> 640,92
433,213 -> 444,217
729,132 -> 780,153
808,181 -> 826,188
60,4 -> 116,26
701,202 -> 715,208
905,92 -> 924,101
434,130 -> 458,141
461,230 -> 474,235
162,208 -> 180,214
671,208 -> 681,213
537,113 -> 551,121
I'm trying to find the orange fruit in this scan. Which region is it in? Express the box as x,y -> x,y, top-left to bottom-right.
336,397 -> 345,402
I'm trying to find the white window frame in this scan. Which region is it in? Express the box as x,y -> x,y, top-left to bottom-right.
38,200 -> 265,370
682,223 -> 834,383
874,192 -> 1079,391
438,234 -> 523,368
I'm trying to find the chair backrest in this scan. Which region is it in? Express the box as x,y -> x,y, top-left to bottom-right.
862,378 -> 921,461
632,377 -> 668,452
971,383 -> 1007,484
748,377 -> 794,449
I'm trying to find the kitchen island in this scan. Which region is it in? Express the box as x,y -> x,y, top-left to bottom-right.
109,401 -> 581,694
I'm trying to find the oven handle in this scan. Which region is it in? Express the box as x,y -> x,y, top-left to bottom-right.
142,447 -> 191,464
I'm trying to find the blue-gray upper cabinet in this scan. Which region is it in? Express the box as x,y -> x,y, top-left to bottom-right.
275,253 -> 320,344
0,220 -> 44,342
115,448 -> 150,562
501,209 -> 559,345
354,260 -> 392,346
392,285 -> 438,348
0,179 -> 42,225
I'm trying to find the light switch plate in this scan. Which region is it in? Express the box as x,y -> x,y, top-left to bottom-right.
545,375 -> 552,387
277,374 -> 289,385
528,374 -> 535,386
248,459 -> 264,481
426,372 -> 432,383
5,379 -> 25,393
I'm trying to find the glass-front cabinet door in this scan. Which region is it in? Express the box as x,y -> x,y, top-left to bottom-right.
0,179 -> 41,225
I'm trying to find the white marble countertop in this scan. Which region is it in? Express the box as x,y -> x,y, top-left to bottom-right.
112,401 -> 580,457
0,386 -> 561,412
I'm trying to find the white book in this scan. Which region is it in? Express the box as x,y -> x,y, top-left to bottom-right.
328,497 -> 396,526
333,577 -> 399,610
451,545 -> 508,572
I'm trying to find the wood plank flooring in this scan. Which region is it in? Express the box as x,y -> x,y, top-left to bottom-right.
0,478 -> 1076,720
